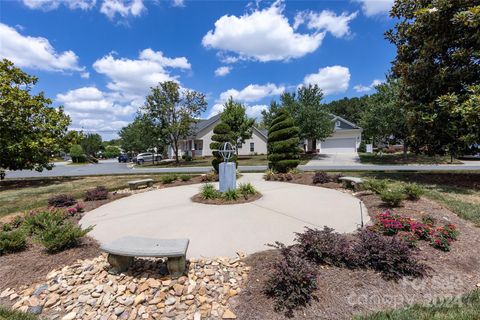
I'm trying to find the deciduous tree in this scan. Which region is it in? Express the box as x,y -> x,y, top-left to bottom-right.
220,97 -> 255,156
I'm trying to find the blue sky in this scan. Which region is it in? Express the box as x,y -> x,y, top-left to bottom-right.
1,0 -> 395,139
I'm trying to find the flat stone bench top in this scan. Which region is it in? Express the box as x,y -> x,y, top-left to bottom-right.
338,176 -> 364,184
128,179 -> 153,184
101,236 -> 189,258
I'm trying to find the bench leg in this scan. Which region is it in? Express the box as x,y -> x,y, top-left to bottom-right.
147,182 -> 153,187
167,256 -> 186,278
107,254 -> 134,274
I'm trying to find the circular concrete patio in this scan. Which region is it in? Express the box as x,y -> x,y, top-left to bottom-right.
80,173 -> 369,258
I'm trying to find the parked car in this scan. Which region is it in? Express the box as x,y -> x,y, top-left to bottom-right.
135,153 -> 162,164
118,154 -> 130,163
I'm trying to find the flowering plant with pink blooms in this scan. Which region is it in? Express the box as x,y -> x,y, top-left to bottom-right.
74,202 -> 84,213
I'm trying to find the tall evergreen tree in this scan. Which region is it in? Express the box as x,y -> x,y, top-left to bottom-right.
267,109 -> 300,173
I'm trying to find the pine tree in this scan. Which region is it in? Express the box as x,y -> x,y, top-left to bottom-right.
267,109 -> 300,173
209,122 -> 236,173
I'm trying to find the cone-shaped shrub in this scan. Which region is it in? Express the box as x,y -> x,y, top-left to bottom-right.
267,109 -> 300,173
209,122 -> 237,173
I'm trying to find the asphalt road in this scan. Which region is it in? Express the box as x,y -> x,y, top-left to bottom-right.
3,159 -> 480,179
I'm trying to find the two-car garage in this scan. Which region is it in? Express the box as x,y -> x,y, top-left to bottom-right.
319,137 -> 358,154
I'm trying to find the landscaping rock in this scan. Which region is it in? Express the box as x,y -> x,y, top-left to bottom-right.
8,253 -> 249,319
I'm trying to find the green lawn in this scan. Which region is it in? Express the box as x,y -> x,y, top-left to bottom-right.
0,174 -> 187,219
359,172 -> 480,226
359,153 -> 462,165
355,290 -> 480,320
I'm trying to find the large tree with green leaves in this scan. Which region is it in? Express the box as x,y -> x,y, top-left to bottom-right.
360,79 -> 408,152
386,0 -> 480,156
0,59 -> 70,176
324,95 -> 370,124
281,84 -> 333,143
267,109 -> 300,173
80,133 -> 103,157
260,100 -> 282,129
119,113 -> 159,154
220,97 -> 255,156
143,81 -> 207,163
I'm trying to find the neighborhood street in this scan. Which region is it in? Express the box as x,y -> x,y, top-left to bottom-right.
4,158 -> 480,179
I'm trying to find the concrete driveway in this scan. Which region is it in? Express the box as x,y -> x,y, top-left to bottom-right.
80,174 -> 368,258
304,153 -> 361,166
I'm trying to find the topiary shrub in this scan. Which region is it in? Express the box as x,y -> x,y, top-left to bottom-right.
403,183 -> 424,200
84,186 -> 108,201
209,122 -> 237,173
264,242 -> 318,317
267,109 -> 300,173
0,229 -> 27,255
48,194 -> 77,208
37,220 -> 93,253
295,226 -> 354,267
380,189 -> 406,207
353,229 -> 427,280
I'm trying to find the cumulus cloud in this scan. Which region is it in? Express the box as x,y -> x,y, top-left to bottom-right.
100,0 -> 146,19
355,0 -> 394,16
353,79 -> 383,92
207,103 -> 268,119
303,66 -> 351,95
202,1 -> 325,62
92,48 -> 190,97
22,0 -> 96,11
218,83 -> 285,103
294,10 -> 358,38
214,66 -> 231,77
172,0 -> 184,7
0,23 -> 84,73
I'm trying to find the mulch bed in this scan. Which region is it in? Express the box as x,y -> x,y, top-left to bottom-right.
231,176 -> 480,319
191,192 -> 262,205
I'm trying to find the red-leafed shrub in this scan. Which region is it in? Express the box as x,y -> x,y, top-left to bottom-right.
48,194 -> 77,208
312,171 -> 331,184
84,186 -> 108,201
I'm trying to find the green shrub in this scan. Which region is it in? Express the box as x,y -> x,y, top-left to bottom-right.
209,122 -> 237,173
0,306 -> 40,320
179,174 -> 192,182
223,189 -> 239,201
267,109 -> 300,173
403,183 -> 424,200
238,183 -> 257,197
84,186 -> 108,201
23,210 -> 65,235
37,220 -> 93,253
201,170 -> 218,182
161,175 -> 177,184
201,183 -> 220,199
264,169 -> 276,181
380,189 -> 407,207
0,229 -> 27,255
363,179 -> 389,194
69,144 -> 86,163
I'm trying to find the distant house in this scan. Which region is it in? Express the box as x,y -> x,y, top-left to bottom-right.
168,113 -> 362,158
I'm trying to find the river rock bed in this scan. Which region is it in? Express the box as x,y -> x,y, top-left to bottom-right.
3,254 -> 249,319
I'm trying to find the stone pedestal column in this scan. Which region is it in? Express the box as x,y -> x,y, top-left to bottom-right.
219,162 -> 236,192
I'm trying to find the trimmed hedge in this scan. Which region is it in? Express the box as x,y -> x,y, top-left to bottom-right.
267,110 -> 300,173
209,122 -> 237,173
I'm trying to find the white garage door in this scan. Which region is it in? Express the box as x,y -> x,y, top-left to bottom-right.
320,138 -> 357,154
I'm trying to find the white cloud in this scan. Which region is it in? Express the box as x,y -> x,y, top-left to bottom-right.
214,66 -> 231,77
100,0 -> 145,19
294,10 -> 358,38
172,0 -> 184,7
92,48 -> 190,97
0,23 -> 84,73
80,71 -> 90,79
22,0 -> 96,11
207,103 -> 268,119
303,66 -> 351,95
353,79 -> 383,92
355,0 -> 394,16
202,1 -> 325,62
219,83 -> 285,103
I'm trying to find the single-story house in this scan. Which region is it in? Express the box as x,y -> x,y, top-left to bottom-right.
168,113 -> 362,158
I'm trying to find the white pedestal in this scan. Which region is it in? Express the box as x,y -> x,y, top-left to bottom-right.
219,162 -> 236,192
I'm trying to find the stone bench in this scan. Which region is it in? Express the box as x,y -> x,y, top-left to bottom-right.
338,176 -> 364,190
128,178 -> 154,190
101,236 -> 189,278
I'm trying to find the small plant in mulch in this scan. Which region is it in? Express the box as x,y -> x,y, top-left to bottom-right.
380,188 -> 407,207
201,183 -> 220,200
179,174 -> 192,182
196,183 -> 260,204
84,186 -> 108,201
368,210 -> 459,251
222,189 -> 239,201
402,183 -> 425,200
47,194 -> 77,208
238,183 -> 257,198
363,179 -> 389,194
0,229 -> 27,255
201,171 -> 218,182
161,175 -> 177,184
312,171 -> 332,184
263,170 -> 293,181
264,242 -> 318,317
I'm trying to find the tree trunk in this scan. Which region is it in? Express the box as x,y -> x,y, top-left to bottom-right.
174,141 -> 179,163
403,141 -> 408,159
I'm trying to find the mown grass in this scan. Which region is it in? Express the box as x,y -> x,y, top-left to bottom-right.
0,306 -> 39,320
359,153 -> 462,165
0,174 -> 181,218
355,290 -> 480,320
